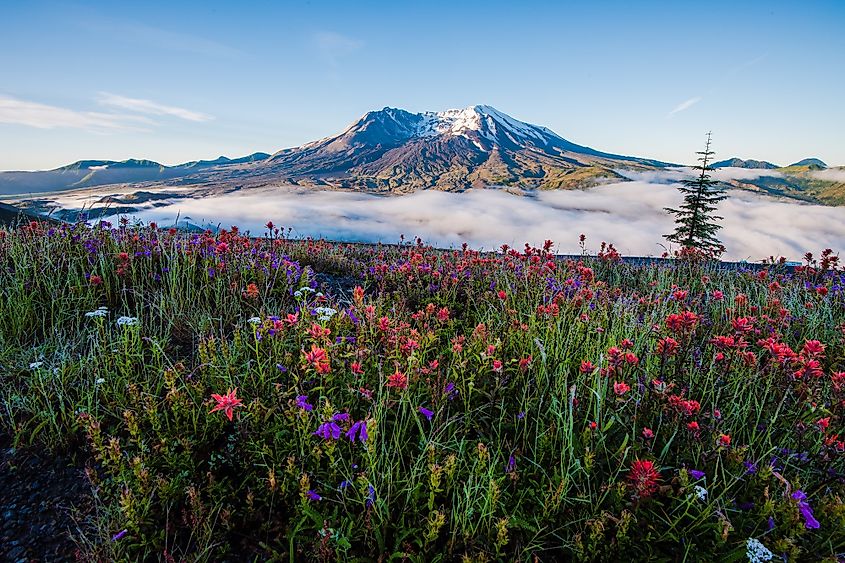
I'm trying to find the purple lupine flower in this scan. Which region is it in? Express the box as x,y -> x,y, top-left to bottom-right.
276,364 -> 288,373
306,489 -> 321,501
689,469 -> 706,480
111,529 -> 128,542
418,406 -> 434,421
506,455 -> 516,473
339,480 -> 351,490
743,460 -> 758,474
333,412 -> 350,423
345,420 -> 368,442
517,411 -> 526,420
444,381 -> 456,399
295,395 -> 313,411
791,490 -> 820,529
767,516 -> 776,530
313,421 -> 341,440
366,484 -> 376,508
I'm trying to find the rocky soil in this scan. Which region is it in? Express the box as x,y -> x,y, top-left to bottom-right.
1,434 -> 93,562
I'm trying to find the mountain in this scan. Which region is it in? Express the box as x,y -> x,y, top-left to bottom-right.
711,158 -> 779,169
178,152 -> 270,169
0,153 -> 268,196
789,158 -> 827,169
260,105 -> 670,191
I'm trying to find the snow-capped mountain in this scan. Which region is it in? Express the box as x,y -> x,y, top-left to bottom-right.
262,105 -> 669,191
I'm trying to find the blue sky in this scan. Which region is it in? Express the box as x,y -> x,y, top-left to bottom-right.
1,0 -> 843,170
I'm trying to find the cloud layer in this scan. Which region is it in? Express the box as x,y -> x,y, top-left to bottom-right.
82,181 -> 845,261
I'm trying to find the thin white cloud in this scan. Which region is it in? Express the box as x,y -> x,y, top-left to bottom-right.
98,92 -> 213,122
313,31 -> 363,65
79,19 -> 242,59
667,96 -> 702,118
0,95 -> 151,131
811,168 -> 845,182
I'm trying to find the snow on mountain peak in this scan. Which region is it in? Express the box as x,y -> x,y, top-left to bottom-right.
403,105 -> 557,145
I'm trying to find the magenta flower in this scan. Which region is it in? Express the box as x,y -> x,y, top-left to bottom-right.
314,421 -> 342,440
345,420 -> 368,442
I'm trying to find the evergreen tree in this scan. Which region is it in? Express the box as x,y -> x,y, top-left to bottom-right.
664,132 -> 727,256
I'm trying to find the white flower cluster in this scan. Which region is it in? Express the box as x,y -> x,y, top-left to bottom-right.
29,361 -> 43,370
693,485 -> 708,501
116,316 -> 140,327
314,307 -> 337,322
294,286 -> 316,299
746,538 -> 773,562
85,306 -> 109,318
247,317 -> 262,325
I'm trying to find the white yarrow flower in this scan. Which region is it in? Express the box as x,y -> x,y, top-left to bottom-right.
29,361 -> 43,369
116,316 -> 139,327
247,316 -> 262,325
693,485 -> 708,501
746,538 -> 773,562
314,307 -> 337,321
95,378 -> 106,385
85,308 -> 108,318
294,286 -> 315,299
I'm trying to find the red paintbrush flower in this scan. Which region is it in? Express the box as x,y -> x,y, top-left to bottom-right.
628,459 -> 661,498
387,369 -> 408,390
210,388 -> 243,421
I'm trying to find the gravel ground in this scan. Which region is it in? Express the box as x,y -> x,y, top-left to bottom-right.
0,434 -> 93,562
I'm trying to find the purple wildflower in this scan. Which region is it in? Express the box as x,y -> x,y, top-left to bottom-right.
295,395 -> 313,412
111,529 -> 128,542
743,460 -> 758,474
339,480 -> 351,490
345,420 -> 368,442
313,421 -> 341,440
517,411 -> 526,420
689,469 -> 706,480
791,490 -> 820,529
276,364 -> 288,373
418,406 -> 434,421
768,516 -> 776,531
306,489 -> 321,501
506,455 -> 516,473
332,412 -> 351,423
366,484 -> 376,508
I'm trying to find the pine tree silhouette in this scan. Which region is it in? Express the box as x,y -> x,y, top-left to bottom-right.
664,133 -> 727,256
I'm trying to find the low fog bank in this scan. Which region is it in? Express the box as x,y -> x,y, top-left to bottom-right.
97,181 -> 845,261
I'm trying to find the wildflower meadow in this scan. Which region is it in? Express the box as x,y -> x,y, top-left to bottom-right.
1,219 -> 844,561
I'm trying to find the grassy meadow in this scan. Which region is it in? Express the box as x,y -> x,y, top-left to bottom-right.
0,219 -> 844,561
